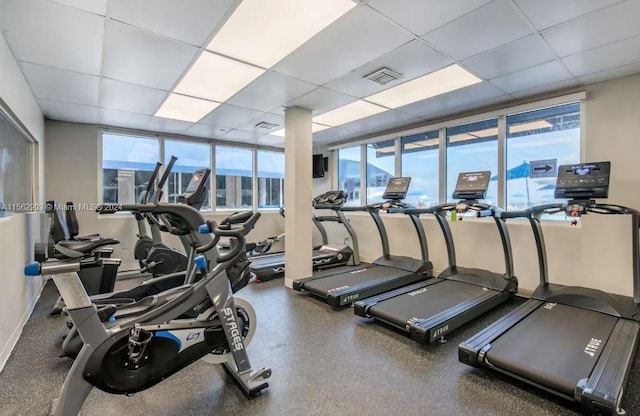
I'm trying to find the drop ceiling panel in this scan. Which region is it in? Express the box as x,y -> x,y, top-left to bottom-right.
396,82 -> 507,118
50,0 -> 107,15
324,40 -> 452,98
422,0 -> 533,61
510,78 -> 579,99
109,0 -> 235,46
256,135 -> 285,147
145,116 -> 194,134
283,87 -> 358,115
0,0 -> 104,74
39,99 -> 98,124
461,34 -> 556,79
366,0 -> 492,36
312,126 -> 357,144
273,5 -> 413,85
99,79 -> 168,115
227,71 -> 317,113
562,35 -> 640,77
425,95 -> 511,121
339,109 -> 420,134
541,1 -> 640,57
102,20 -> 198,90
199,104 -> 264,129
490,60 -> 574,94
514,0 -> 623,31
578,62 -> 640,85
221,129 -> 263,142
22,62 -> 100,106
185,123 -> 230,139
99,108 -> 150,129
238,112 -> 284,133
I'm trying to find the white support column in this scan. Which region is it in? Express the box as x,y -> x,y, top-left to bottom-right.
284,106 -> 313,288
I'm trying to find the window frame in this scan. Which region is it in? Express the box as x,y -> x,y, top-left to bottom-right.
97,128 -> 284,213
329,92 -> 586,214
256,149 -> 285,210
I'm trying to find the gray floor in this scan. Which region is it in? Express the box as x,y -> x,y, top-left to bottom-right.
2,278 -> 640,416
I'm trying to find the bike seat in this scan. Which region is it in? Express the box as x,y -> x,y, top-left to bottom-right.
55,238 -> 120,258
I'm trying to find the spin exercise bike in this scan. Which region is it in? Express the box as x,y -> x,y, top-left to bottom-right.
26,203 -> 271,415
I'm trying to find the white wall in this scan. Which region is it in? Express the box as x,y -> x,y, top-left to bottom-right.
317,74 -> 640,297
0,33 -> 46,372
44,121 -> 286,270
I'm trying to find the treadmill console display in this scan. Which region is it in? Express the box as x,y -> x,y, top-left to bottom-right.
554,161 -> 610,200
382,177 -> 411,200
452,171 -> 490,200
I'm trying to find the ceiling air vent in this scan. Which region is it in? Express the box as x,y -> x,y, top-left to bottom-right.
255,121 -> 279,130
363,67 -> 403,85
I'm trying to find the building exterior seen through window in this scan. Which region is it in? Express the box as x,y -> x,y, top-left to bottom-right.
257,150 -> 284,209
401,130 -> 439,208
102,133 -> 160,205
506,102 -> 580,210
215,145 -> 253,209
334,101 -> 581,216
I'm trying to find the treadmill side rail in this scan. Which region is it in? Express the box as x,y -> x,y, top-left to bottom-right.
410,290 -> 513,344
458,299 -> 542,367
576,319 -> 640,416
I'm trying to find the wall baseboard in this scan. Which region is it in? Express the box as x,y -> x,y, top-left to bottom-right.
0,277 -> 45,373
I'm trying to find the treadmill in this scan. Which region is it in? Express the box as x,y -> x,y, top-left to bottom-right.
250,191 -> 355,282
293,177 -> 433,307
459,161 -> 640,416
354,171 -> 519,343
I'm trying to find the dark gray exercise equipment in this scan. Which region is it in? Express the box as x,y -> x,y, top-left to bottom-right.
293,177 -> 433,307
25,204 -> 271,415
459,161 -> 639,416
354,171 -> 519,343
250,191 -> 356,282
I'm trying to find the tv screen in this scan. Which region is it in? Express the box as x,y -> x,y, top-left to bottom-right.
313,154 -> 325,178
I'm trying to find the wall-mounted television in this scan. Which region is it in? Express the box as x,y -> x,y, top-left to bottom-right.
313,154 -> 325,178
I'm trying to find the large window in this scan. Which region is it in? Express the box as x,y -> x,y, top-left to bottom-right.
366,139 -> 395,204
102,133 -> 160,204
216,146 -> 253,209
164,140 -> 211,209
257,150 -> 284,208
446,119 -> 498,204
0,111 -> 31,216
506,103 -> 580,209
401,131 -> 439,208
337,146 -> 361,206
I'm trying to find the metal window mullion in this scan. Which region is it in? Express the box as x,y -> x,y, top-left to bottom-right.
211,143 -> 216,212
394,137 -> 401,177
438,128 -> 446,204
497,115 -> 506,208
360,144 -> 367,204
253,148 -> 258,211
159,136 -> 167,202
579,99 -> 586,162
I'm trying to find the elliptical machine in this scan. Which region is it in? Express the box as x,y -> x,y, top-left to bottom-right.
25,203 -> 271,415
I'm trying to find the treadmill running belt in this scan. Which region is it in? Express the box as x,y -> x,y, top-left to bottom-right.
485,303 -> 618,397
302,265 -> 409,295
369,279 -> 489,327
249,253 -> 285,269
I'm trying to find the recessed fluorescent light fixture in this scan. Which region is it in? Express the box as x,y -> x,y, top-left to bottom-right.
155,93 -> 219,123
174,51 -> 265,102
270,123 -> 330,137
207,0 -> 356,68
313,100 -> 387,127
366,64 -> 482,109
